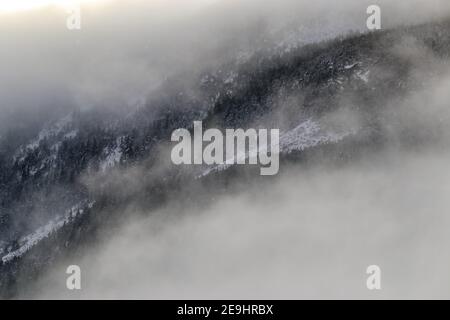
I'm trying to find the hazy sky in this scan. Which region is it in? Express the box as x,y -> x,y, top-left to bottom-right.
1,0 -> 449,119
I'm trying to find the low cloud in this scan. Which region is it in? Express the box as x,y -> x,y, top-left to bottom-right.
27,66 -> 450,299
5,0 -> 450,299
1,0 -> 450,119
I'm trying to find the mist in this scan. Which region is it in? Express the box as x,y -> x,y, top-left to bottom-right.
27,151 -> 450,299
25,53 -> 450,299
3,0 -> 450,299
1,0 -> 450,118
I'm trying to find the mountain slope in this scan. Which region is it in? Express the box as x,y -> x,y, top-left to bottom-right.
1,18 -> 450,298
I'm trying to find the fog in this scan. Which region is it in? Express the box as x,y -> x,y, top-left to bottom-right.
28,152 -> 450,299
26,51 -> 450,299
4,0 -> 450,299
1,0 -> 449,118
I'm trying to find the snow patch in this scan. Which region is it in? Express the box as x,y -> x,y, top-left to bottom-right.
356,70 -> 370,83
344,62 -> 359,70
14,112 -> 74,163
1,201 -> 95,264
198,119 -> 355,178
64,130 -> 78,139
100,136 -> 124,173
224,71 -> 238,85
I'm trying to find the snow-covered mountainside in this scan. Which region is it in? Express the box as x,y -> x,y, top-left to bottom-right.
1,18 -> 450,298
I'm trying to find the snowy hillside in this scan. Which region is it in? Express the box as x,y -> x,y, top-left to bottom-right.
1,17 -> 450,298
